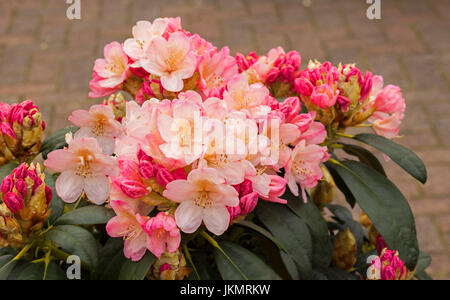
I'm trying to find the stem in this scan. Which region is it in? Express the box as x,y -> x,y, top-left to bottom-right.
200,231 -> 248,280
336,132 -> 355,139
328,158 -> 344,167
330,144 -> 344,149
354,123 -> 372,128
183,244 -> 200,280
45,242 -> 91,272
0,242 -> 35,272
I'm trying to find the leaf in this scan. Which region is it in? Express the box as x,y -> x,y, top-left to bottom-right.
45,225 -> 99,269
0,254 -> 17,280
190,251 -> 220,280
314,265 -> 360,280
326,163 -> 356,208
12,261 -> 65,280
55,206 -> 115,226
44,172 -> 64,224
118,252 -> 156,280
415,251 -> 432,274
284,192 -> 332,267
280,250 -> 299,280
92,238 -> 128,280
255,202 -> 312,277
214,241 -> 281,280
40,126 -> 78,160
342,143 -> 386,176
237,220 -> 286,251
354,133 -> 427,183
328,160 -> 419,270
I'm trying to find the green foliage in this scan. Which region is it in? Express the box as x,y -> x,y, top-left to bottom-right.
40,126 -> 78,160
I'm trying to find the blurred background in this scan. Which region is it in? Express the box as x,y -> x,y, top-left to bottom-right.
0,0 -> 448,279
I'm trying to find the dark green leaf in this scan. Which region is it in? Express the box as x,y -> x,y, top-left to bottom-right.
416,251 -> 432,274
40,126 -> 78,160
55,205 -> 115,226
118,252 -> 156,280
44,172 -> 64,224
255,202 -> 312,277
314,265 -> 359,280
280,250 -> 299,280
354,133 -> 427,183
0,254 -> 17,279
214,241 -> 281,280
92,238 -> 128,280
11,261 -> 65,280
342,143 -> 386,176
191,251 -> 220,280
326,163 -> 356,208
415,270 -> 432,280
45,225 -> 99,269
237,220 -> 286,251
328,160 -> 419,270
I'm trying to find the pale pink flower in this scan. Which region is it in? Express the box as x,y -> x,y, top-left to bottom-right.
285,140 -> 329,202
123,19 -> 169,67
310,83 -> 339,109
141,31 -> 197,92
198,47 -> 238,97
44,137 -> 118,204
190,34 -> 216,57
106,200 -> 153,262
223,74 -> 271,118
69,104 -> 123,155
260,175 -> 287,204
143,212 -> 181,258
163,168 -> 239,235
374,85 -> 406,116
251,47 -> 285,82
89,42 -> 130,98
370,112 -> 402,139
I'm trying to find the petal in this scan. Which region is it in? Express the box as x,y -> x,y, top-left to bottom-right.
44,149 -> 78,173
68,110 -> 95,127
203,205 -> 230,235
106,216 -> 130,237
55,171 -> 83,203
124,231 -> 148,262
163,180 -> 197,203
209,184 -> 239,207
174,201 -> 203,233
84,175 -> 110,205
161,74 -> 184,92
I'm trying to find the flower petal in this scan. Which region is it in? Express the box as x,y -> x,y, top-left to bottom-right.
203,205 -> 230,235
174,201 -> 203,233
55,171 -> 83,203
84,175 -> 110,205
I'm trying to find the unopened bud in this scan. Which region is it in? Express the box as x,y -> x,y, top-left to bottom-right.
149,249 -> 191,280
311,165 -> 335,208
332,228 -> 357,271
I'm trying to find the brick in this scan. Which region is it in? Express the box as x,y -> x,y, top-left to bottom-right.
415,216 -> 445,253
410,197 -> 450,215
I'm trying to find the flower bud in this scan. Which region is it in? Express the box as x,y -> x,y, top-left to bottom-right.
294,77 -> 314,96
156,167 -> 174,188
119,179 -> 148,199
279,97 -> 301,122
149,249 -> 191,280
285,50 -> 301,70
138,161 -> 154,180
239,191 -> 259,216
0,100 -> 45,166
0,162 -> 51,236
0,204 -> 23,248
331,228 -> 357,271
236,53 -> 250,72
103,93 -> 127,122
310,165 -> 335,209
171,168 -> 187,180
266,67 -> 280,84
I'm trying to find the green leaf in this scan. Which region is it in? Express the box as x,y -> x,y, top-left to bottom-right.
416,251 -> 432,274
190,250 -> 220,280
255,202 -> 312,277
92,238 -> 128,280
45,225 -> 99,269
285,192 -> 332,267
118,252 -> 156,280
342,143 -> 386,176
237,220 -> 286,251
328,160 -> 419,270
354,133 -> 427,183
11,261 -> 65,280
326,163 -> 356,208
40,126 -> 78,160
0,254 -> 17,279
314,265 -> 359,280
55,206 -> 115,226
44,172 -> 64,224
214,241 -> 281,280
280,250 -> 299,280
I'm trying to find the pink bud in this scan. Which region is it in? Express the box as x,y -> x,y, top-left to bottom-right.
294,77 -> 314,96
381,266 -> 397,280
359,71 -> 373,102
1,122 -> 16,140
266,67 -> 280,84
129,66 -> 149,78
279,97 -> 301,122
239,192 -> 259,215
172,168 -> 187,180
138,161 -> 154,180
235,53 -> 250,72
4,192 -> 24,213
1,176 -> 13,194
336,95 -> 350,112
239,179 -> 253,196
285,50 -> 301,70
280,65 -> 295,83
156,168 -> 174,188
227,205 -> 242,223
119,179 -> 148,199
346,67 -> 363,84
376,234 -> 388,255
159,263 -> 172,274
45,186 -> 53,204
14,179 -> 27,198
247,52 -> 258,65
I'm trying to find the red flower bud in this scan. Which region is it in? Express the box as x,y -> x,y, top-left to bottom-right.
4,192 -> 24,214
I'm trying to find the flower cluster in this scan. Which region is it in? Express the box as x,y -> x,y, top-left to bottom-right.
0,100 -> 45,165
43,17 -> 410,269
0,163 -> 52,248
368,247 -> 411,280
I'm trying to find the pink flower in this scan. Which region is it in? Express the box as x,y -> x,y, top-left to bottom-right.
106,200 -> 153,262
294,76 -> 314,96
374,85 -> 406,116
198,47 -> 238,97
285,140 -> 329,202
370,112 -> 402,139
44,137 -> 118,204
260,175 -> 287,204
223,74 -> 271,118
141,31 -> 197,92
143,212 -> 181,258
310,83 -> 339,109
123,19 -> 169,68
163,168 -> 239,235
89,42 -> 130,98
112,157 -> 149,199
251,47 -> 285,82
190,34 -> 217,57
69,104 -> 123,155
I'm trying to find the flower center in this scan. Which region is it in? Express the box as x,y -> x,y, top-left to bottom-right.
194,190 -> 212,208
75,155 -> 93,178
92,116 -> 107,136
292,160 -> 312,177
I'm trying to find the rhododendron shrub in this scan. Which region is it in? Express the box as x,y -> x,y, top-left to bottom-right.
0,17 -> 431,281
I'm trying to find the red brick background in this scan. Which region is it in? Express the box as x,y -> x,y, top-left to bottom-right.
0,0 -> 448,278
